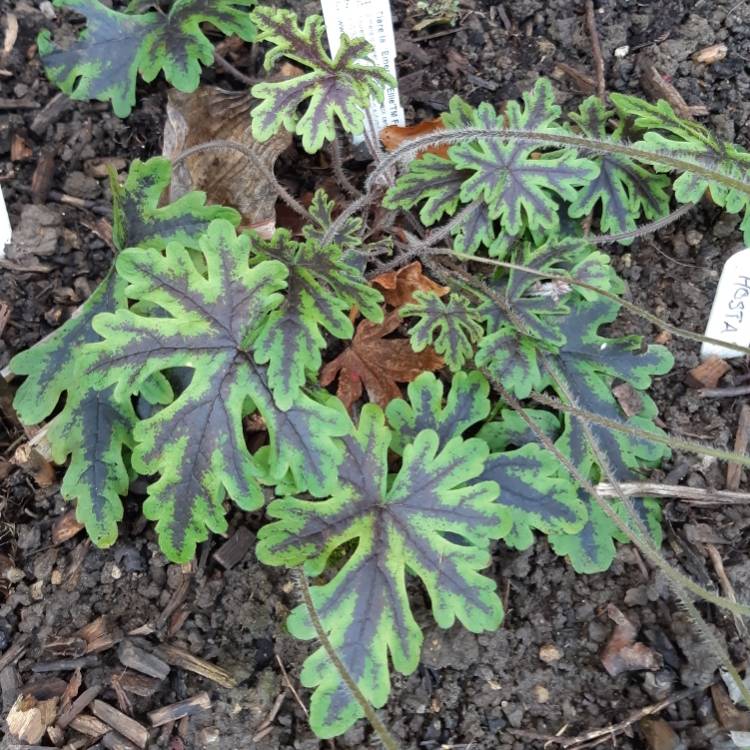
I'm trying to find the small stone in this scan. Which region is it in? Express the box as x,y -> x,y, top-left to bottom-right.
50,570 -> 62,586
614,45 -> 630,58
6,205 -> 62,260
533,685 -> 550,703
685,229 -> 703,246
63,171 -> 101,200
196,727 -> 219,745
30,581 -> 44,601
539,643 -> 562,663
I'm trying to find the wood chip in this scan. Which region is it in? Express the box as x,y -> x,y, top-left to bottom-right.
59,668 -> 82,714
147,692 -> 211,727
63,540 -> 90,592
0,635 -> 29,672
1,665 -> 20,713
30,92 -> 73,135
155,644 -> 237,688
10,133 -> 32,161
685,355 -> 731,389
11,438 -> 55,486
2,13 -> 18,61
31,656 -> 98,673
57,685 -> 101,729
7,695 -> 58,744
31,150 -> 55,204
727,404 -> 750,491
213,526 -> 253,569
52,510 -> 85,545
693,43 -> 728,65
47,724 -> 65,745
638,55 -> 708,119
23,677 -> 68,699
68,713 -> 110,737
92,700 -> 149,749
101,731 -> 140,750
111,672 -> 160,698
117,641 -> 170,680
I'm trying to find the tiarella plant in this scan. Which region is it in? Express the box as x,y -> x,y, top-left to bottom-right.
19,1 -> 750,742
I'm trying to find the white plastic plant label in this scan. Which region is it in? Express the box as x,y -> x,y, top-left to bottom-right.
320,0 -> 405,137
701,247 -> 750,360
0,186 -> 10,259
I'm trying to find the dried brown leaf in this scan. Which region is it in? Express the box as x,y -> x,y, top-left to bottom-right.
320,309 -> 443,411
371,261 -> 449,308
600,604 -> 661,677
163,86 -> 291,235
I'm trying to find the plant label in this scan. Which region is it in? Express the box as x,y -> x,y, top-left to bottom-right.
702,247 -> 750,359
320,0 -> 405,137
0,186 -> 10,259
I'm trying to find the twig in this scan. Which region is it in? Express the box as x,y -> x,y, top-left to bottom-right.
706,544 -> 749,640
585,0 -> 606,101
594,481 -> 750,506
507,683 -> 700,747
727,403 -> 750,490
275,655 -> 308,719
700,384 -> 750,399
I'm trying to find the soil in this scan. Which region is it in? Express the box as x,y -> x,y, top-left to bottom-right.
1,0 -> 750,748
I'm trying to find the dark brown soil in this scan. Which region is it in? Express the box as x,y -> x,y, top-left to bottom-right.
2,0 -> 750,748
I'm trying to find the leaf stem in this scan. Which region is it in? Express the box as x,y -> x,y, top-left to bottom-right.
295,569 -> 401,749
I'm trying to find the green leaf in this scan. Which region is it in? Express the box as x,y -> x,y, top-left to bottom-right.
38,0 -> 257,117
568,97 -> 671,240
475,327 -> 543,399
10,159 -> 238,552
385,370 -> 491,454
543,298 -> 672,572
84,220 -> 348,562
302,189 -> 364,251
257,404 -> 504,737
479,443 -> 586,550
447,80 -> 599,238
111,157 -> 240,252
400,291 -> 483,371
611,92 -> 750,242
250,7 -> 395,153
250,229 -> 383,409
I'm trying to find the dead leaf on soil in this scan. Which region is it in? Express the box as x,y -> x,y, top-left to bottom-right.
371,261 -> 449,308
712,682 -> 750,731
163,86 -> 291,236
639,717 -> 681,750
600,603 -> 662,677
380,118 -> 450,159
320,309 -> 444,412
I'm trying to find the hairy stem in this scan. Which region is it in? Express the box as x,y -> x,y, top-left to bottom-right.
364,127 -> 750,201
543,359 -> 750,708
295,570 -> 401,750
484,372 -> 750,618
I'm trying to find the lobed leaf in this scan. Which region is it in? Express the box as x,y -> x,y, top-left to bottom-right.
38,0 -> 257,117
568,97 -> 671,240
250,229 -> 383,409
542,298 -> 673,572
400,291 -> 483,371
81,220 -> 348,561
250,7 -> 395,153
258,405 -> 504,737
611,92 -> 750,242
320,310 -> 444,412
385,370 -> 490,454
